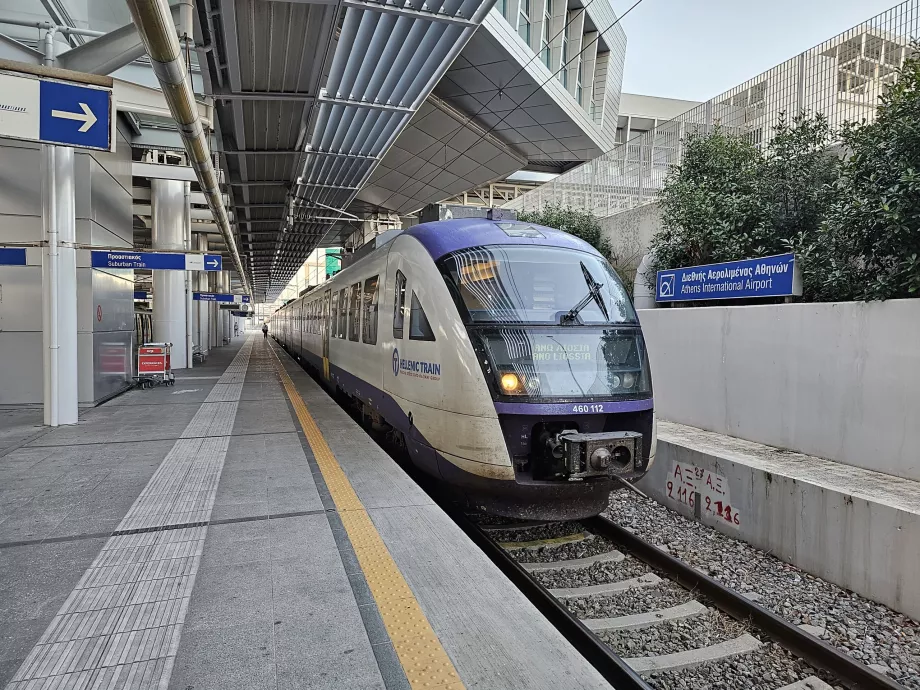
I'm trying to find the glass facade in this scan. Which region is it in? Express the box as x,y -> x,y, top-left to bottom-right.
512,0 -> 920,218
518,0 -> 531,45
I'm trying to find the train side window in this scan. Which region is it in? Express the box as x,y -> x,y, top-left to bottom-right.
362,276 -> 379,345
331,291 -> 339,338
348,282 -> 361,341
409,292 -> 435,341
393,270 -> 406,339
338,289 -> 348,339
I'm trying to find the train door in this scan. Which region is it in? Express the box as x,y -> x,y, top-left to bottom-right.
321,289 -> 331,380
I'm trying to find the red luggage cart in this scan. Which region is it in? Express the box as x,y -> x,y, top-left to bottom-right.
136,342 -> 175,389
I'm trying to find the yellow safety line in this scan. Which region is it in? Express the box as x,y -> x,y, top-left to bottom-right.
269,346 -> 464,690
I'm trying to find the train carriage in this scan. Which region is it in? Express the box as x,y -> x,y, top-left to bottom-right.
272,218 -> 656,519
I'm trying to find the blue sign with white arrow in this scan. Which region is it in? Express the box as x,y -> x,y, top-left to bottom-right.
194,293 -> 250,303
39,80 -> 112,151
203,255 -> 222,271
656,253 -> 802,302
91,251 -> 224,271
0,248 -> 27,266
134,291 -> 150,300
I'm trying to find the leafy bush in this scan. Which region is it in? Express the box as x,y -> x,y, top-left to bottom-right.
518,203 -> 611,257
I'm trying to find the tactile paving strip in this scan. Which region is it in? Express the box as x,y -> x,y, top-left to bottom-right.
5,341 -> 254,690
270,347 -> 465,690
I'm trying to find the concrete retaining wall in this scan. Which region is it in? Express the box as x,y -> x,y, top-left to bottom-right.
600,201 -> 662,278
640,422 -> 920,620
639,300 -> 920,481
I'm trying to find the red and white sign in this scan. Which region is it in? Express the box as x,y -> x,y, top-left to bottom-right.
138,345 -> 170,374
96,305 -> 103,322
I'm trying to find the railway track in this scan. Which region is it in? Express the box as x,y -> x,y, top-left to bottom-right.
450,512 -> 905,690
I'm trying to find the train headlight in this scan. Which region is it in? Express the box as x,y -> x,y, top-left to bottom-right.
622,372 -> 636,389
500,373 -> 521,393
610,375 -> 621,389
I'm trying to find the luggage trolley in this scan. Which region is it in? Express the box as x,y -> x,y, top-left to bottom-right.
136,342 -> 175,389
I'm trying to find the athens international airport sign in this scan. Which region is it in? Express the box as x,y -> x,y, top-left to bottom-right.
656,254 -> 802,303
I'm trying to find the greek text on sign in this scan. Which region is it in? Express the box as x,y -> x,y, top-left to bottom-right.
91,251 -> 222,271
656,253 -> 802,302
666,461 -> 742,527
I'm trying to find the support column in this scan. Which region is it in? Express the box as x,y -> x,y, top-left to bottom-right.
197,234 -> 210,356
183,182 -> 194,368
151,178 -> 188,368
221,272 -> 231,343
42,144 -> 78,426
209,271 -> 220,348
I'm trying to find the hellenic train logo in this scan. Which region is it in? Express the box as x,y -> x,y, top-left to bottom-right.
392,348 -> 400,376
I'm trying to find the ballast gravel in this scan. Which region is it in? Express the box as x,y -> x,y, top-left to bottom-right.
599,609 -> 749,657
606,491 -> 920,688
644,642 -> 838,690
531,557 -> 649,589
566,580 -> 693,619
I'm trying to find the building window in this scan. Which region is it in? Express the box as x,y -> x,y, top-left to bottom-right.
541,0 -> 551,67
348,282 -> 361,341
576,58 -> 583,104
362,276 -> 379,345
518,0 -> 530,45
498,0 -> 507,18
560,33 -> 568,88
409,292 -> 435,342
393,270 -> 406,339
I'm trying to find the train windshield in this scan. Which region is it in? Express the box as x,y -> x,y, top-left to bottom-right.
438,246 -> 636,325
469,328 -> 651,399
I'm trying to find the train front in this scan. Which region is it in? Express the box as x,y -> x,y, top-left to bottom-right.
437,231 -> 655,520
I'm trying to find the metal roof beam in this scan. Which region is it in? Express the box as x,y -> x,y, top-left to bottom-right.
222,150 -> 304,155
306,148 -> 377,161
318,91 -> 413,113
341,0 -> 477,27
298,183 -> 361,191
57,5 -> 181,75
211,89 -> 315,102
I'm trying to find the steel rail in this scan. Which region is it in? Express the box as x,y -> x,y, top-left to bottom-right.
585,515 -> 905,690
447,509 -> 654,690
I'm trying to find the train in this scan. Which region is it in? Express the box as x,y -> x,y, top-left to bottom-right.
270,217 -> 656,519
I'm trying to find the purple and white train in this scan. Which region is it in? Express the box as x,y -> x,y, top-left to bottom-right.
271,218 -> 656,519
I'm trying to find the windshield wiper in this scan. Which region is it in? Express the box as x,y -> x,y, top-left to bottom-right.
560,262 -> 610,324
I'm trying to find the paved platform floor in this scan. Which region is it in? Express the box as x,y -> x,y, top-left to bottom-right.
0,334 -> 612,690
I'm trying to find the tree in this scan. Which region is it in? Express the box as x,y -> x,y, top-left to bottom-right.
817,43 -> 920,300
518,203 -> 610,257
650,127 -> 770,279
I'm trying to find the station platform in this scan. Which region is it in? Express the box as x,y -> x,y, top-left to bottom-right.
0,333 -> 611,690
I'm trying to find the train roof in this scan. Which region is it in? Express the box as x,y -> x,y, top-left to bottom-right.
403,218 -> 602,261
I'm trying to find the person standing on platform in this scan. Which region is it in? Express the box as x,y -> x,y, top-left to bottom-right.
262,322 -> 268,339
